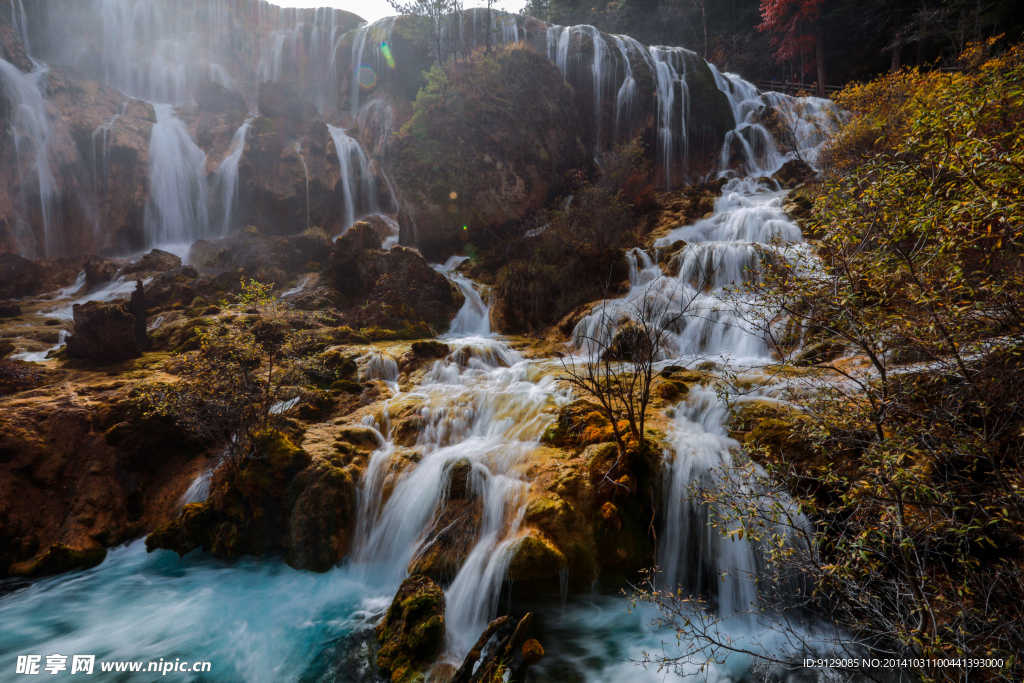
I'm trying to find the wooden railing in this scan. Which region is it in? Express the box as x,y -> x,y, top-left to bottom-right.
754,80 -> 843,96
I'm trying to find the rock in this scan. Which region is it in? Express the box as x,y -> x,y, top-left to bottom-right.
794,339 -> 845,366
65,300 -> 142,362
121,248 -> 182,277
147,430 -> 313,560
0,300 -> 20,317
129,279 -> 148,350
0,21 -> 32,73
257,81 -> 315,123
287,458 -> 357,572
0,253 -> 44,299
390,48 -> 585,259
326,223 -> 464,332
411,340 -> 450,359
407,496 -> 482,578
772,158 -> 816,189
506,532 -> 567,581
194,81 -> 248,115
8,543 -> 107,578
83,255 -> 120,290
375,575 -> 446,683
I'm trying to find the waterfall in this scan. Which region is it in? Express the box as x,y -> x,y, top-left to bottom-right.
6,0 -> 30,54
214,115 -> 254,236
349,18 -> 397,117
437,256 -> 492,337
1,58 -> 59,257
295,141 -> 311,231
326,124 -> 379,233
547,25 -> 611,138
351,336 -> 564,662
144,103 -> 210,250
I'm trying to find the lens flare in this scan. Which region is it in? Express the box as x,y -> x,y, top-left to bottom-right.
357,65 -> 376,89
381,43 -> 395,69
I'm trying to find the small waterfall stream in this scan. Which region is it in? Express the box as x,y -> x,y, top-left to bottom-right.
214,115 -> 255,236
144,103 -> 210,253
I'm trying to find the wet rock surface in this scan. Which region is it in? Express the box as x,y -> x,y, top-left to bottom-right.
375,574 -> 446,683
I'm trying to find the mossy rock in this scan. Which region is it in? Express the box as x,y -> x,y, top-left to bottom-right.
10,543 -> 107,578
376,574 -> 446,683
506,533 -> 567,581
335,425 -> 381,451
287,459 -> 357,572
329,379 -> 362,394
410,340 -> 449,358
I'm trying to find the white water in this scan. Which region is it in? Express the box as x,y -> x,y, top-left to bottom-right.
144,104 -> 210,249
10,329 -> 68,363
436,256 -> 492,337
214,115 -> 255,236
326,124 -> 381,234
0,58 -> 60,257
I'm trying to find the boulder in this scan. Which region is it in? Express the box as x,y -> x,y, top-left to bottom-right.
83,255 -> 121,290
65,300 -> 142,362
506,532 -> 567,581
0,21 -> 32,73
194,81 -> 248,115
8,542 -> 107,578
287,458 -> 358,571
772,158 -> 816,189
326,222 -> 464,332
121,248 -> 182,277
0,299 -> 20,317
376,575 -> 446,683
0,253 -> 44,299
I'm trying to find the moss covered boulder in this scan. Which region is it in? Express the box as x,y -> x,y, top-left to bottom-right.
376,575 -> 446,683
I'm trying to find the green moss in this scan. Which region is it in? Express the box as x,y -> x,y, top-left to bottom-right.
506,534 -> 567,581
12,543 -> 107,578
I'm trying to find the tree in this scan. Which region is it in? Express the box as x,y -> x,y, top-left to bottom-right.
632,40 -> 1024,681
758,0 -> 828,96
134,280 -> 303,471
388,0 -> 464,65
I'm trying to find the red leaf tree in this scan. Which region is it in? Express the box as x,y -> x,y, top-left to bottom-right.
758,0 -> 828,96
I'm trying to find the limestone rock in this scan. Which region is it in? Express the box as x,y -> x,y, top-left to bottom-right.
375,575 -> 446,683
326,222 -> 464,332
121,248 -> 182,278
0,253 -> 44,299
65,300 -> 142,362
194,81 -> 248,115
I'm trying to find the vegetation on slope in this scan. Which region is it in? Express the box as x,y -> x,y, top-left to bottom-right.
637,40 -> 1024,681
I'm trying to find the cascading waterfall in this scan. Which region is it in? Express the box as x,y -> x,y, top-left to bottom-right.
5,0 -> 30,53
0,58 -> 63,257
214,115 -> 255,236
547,25 -> 610,137
144,103 -> 210,251
327,123 -> 380,233
349,18 -> 397,117
436,256 -> 492,337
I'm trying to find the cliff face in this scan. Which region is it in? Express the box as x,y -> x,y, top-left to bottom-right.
0,2 -> 750,262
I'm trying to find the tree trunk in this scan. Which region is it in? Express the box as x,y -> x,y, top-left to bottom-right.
815,20 -> 826,98
890,44 -> 902,73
